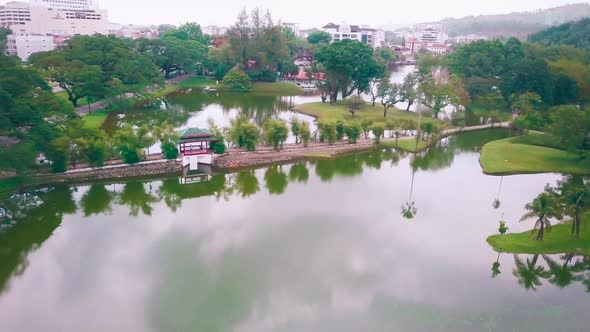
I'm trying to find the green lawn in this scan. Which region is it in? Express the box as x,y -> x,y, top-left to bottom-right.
487,216 -> 590,255
479,134 -> 590,175
380,137 -> 430,152
251,82 -> 304,96
296,102 -> 443,126
81,109 -> 111,129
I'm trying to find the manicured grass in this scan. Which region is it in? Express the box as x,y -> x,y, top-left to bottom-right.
251,82 -> 304,96
81,109 -> 111,129
381,138 -> 430,152
479,134 -> 590,175
487,215 -> 590,255
296,102 -> 443,127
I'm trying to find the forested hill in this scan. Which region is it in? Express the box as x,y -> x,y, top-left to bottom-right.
436,3 -> 590,38
529,18 -> 590,50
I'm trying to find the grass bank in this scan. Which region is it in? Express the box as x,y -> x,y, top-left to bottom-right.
487,215 -> 590,255
479,133 -> 590,175
251,82 -> 304,96
295,102 -> 442,126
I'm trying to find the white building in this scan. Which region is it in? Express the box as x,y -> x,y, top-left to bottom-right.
6,33 -> 55,60
4,0 -> 108,60
30,0 -> 99,10
321,23 -> 384,48
404,24 -> 448,44
8,4 -> 108,36
0,1 -> 31,28
281,22 -> 300,37
202,25 -> 227,37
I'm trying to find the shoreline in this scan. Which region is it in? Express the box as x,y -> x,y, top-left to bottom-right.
1,122 -> 511,194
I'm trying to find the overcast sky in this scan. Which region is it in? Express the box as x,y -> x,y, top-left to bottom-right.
5,0 -> 589,27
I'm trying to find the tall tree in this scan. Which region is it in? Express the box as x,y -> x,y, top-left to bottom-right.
315,39 -> 383,101
556,176 -> 590,237
420,75 -> 469,119
307,31 -> 332,44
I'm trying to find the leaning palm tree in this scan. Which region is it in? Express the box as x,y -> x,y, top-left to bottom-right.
512,254 -> 551,291
520,192 -> 560,241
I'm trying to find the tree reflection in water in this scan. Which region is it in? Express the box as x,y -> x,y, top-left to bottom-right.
510,254 -> 590,291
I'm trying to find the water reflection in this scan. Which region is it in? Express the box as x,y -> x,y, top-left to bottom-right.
511,254 -> 590,292
104,90 -> 317,138
1,129 -> 588,331
0,186 -> 75,294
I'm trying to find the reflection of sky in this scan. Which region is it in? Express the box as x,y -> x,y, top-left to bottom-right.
0,149 -> 588,331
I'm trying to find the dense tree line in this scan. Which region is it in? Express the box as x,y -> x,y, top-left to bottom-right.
529,18 -> 590,51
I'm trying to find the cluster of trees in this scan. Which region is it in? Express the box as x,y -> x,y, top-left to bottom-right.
0,52 -> 188,173
440,3 -> 590,37
520,175 -> 590,241
448,37 -> 590,109
205,8 -> 294,82
30,35 -> 161,107
529,18 -> 590,51
136,22 -> 208,79
446,35 -> 590,156
226,116 -> 311,151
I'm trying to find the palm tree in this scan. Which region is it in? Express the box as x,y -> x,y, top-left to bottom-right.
520,192 -> 560,241
558,176 -> 590,238
512,254 -> 550,291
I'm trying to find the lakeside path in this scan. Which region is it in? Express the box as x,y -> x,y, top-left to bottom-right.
213,122 -> 511,170
12,122 -> 510,187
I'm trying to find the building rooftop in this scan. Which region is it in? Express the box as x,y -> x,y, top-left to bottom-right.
177,128 -> 216,144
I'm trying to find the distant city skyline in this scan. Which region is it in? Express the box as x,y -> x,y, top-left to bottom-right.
2,0 -> 588,27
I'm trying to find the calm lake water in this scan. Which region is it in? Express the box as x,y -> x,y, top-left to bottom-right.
1,129 -> 588,332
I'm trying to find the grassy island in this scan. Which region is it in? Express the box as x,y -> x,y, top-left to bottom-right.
296,102 -> 441,126
479,133 -> 590,175
487,218 -> 590,255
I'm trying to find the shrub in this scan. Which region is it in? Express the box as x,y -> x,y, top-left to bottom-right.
335,120 -> 345,141
345,121 -> 363,144
371,124 -> 385,144
300,122 -> 311,147
161,140 -> 179,159
211,141 -> 226,154
222,66 -> 252,92
264,119 -> 289,151
318,121 -> 338,145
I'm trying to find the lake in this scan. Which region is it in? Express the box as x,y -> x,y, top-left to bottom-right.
1,129 -> 588,332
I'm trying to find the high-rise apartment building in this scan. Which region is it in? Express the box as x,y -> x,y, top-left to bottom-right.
0,1 -> 31,28
4,0 -> 107,60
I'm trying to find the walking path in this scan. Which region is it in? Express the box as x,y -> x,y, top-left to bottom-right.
214,122 -> 511,169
